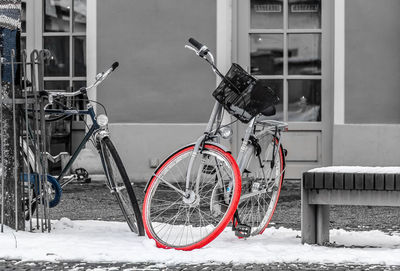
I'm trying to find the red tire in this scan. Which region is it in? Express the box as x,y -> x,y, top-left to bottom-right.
143,144 -> 241,250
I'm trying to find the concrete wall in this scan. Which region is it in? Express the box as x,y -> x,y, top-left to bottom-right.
345,0 -> 400,124
333,124 -> 400,166
95,0 -> 217,180
96,0 -> 216,123
108,123 -> 207,181
333,1 -> 400,167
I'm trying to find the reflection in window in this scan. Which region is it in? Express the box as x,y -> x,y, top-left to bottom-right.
288,34 -> 321,75
288,80 -> 320,122
21,2 -> 26,33
74,36 -> 86,76
44,36 -> 70,76
250,34 -> 283,75
44,0 -> 70,32
251,0 -> 283,29
257,79 -> 283,121
288,0 -> 321,29
21,37 -> 26,51
44,80 -> 69,91
73,0 -> 86,32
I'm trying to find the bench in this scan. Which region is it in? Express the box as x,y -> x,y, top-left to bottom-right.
301,166 -> 400,245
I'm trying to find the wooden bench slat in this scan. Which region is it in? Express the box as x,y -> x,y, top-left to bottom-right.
375,174 -> 385,190
385,174 -> 395,191
324,172 -> 334,189
333,173 -> 344,189
364,173 -> 374,190
303,172 -> 314,189
344,173 -> 354,190
314,172 -> 324,189
395,174 -> 400,191
354,174 -> 364,190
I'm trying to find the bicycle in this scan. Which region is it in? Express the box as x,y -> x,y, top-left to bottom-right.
142,38 -> 287,250
22,62 -> 145,236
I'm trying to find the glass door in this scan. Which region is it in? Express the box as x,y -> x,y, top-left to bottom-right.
236,0 -> 332,178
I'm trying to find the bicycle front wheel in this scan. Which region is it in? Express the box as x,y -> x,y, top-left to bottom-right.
143,144 -> 241,250
99,137 -> 145,236
238,135 -> 285,236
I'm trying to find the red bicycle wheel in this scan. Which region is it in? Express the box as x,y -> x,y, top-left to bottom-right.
143,144 -> 241,250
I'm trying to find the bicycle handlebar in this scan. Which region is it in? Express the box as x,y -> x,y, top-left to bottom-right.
185,37 -> 224,80
44,61 -> 119,108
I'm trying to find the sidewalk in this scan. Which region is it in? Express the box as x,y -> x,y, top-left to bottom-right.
1,260 -> 400,271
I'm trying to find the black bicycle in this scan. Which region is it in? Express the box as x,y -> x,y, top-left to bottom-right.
22,62 -> 145,236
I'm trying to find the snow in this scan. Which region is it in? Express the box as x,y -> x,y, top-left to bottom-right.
308,166 -> 400,174
0,218 -> 399,266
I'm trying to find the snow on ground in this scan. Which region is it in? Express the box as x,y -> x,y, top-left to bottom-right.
308,166 -> 400,174
0,219 -> 399,266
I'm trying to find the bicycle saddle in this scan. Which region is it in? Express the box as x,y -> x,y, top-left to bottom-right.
260,105 -> 276,116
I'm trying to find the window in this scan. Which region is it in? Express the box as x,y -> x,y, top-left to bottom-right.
250,0 -> 322,122
43,0 -> 87,92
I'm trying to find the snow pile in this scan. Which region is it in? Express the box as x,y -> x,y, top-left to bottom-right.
0,219 -> 399,265
309,166 -> 400,174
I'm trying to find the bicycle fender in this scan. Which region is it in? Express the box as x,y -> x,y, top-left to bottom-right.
143,141 -> 231,193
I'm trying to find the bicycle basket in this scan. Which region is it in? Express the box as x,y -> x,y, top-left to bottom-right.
212,63 -> 279,123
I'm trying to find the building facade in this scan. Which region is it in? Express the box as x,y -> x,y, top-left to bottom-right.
22,0 -> 400,181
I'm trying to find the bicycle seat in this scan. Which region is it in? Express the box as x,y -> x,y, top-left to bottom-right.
260,105 -> 276,117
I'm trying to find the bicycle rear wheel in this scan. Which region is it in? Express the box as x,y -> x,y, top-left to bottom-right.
238,135 -> 284,236
143,144 -> 241,250
99,137 -> 145,236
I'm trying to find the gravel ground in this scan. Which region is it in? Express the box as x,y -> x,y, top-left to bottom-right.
9,179 -> 400,270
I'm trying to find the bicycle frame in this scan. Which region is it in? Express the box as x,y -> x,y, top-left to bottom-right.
181,51 -> 288,199
43,103 -> 102,186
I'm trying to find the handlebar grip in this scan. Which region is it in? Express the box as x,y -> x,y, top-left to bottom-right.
188,38 -> 204,51
111,61 -> 119,71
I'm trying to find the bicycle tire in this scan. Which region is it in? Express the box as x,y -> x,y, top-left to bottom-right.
237,136 -> 284,236
99,136 -> 145,236
143,143 -> 241,250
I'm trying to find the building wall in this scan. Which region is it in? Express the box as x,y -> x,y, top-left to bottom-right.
333,0 -> 400,166
345,0 -> 400,124
95,0 -> 217,179
97,0 -> 216,123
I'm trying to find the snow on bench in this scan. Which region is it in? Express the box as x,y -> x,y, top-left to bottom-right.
301,166 -> 400,245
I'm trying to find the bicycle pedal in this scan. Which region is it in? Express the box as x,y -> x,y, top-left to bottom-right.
234,224 -> 251,238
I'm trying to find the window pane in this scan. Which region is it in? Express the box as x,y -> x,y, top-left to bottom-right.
72,81 -> 86,112
73,36 -> 86,76
258,79 -> 283,120
72,80 -> 86,91
250,34 -> 283,75
288,0 -> 321,29
288,34 -> 321,75
251,0 -> 283,29
44,0 -> 70,32
21,37 -> 26,51
73,0 -> 86,32
44,36 -> 70,76
44,80 -> 69,91
288,80 -> 321,122
21,2 -> 26,33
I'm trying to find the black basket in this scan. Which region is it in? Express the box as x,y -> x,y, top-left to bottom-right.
212,63 -> 279,123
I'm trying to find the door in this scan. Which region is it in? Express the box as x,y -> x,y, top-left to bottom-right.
234,0 -> 333,179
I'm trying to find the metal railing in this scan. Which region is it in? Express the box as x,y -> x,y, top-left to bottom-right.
0,49 -> 52,232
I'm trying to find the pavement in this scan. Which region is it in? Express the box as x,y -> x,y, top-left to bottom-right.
1,260 -> 400,271
2,181 -> 400,270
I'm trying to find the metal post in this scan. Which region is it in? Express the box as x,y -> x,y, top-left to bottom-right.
0,55 -> 3,233
22,50 -> 32,231
10,49 -> 18,231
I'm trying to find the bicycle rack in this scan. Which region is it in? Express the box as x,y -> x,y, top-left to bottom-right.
0,48 -> 52,233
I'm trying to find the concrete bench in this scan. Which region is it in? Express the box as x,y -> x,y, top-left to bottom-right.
301,167 -> 400,245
